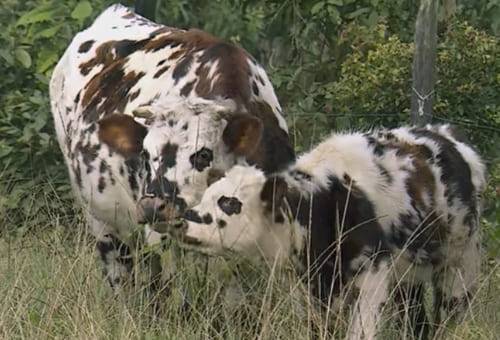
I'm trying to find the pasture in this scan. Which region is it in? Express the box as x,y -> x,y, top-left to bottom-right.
0,194 -> 499,339
1,1 -> 499,339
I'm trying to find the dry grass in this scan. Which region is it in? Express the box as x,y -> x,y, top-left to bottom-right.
1,217 -> 499,340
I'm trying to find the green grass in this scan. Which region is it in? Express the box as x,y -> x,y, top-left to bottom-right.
1,215 -> 499,339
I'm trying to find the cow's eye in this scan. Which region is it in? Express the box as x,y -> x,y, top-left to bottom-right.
198,148 -> 211,160
189,147 -> 214,172
217,196 -> 242,216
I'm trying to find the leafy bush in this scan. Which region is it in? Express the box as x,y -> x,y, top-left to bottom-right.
320,21 -> 499,158
0,0 -> 115,232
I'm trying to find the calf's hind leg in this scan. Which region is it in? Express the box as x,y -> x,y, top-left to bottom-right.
433,232 -> 481,329
347,260 -> 391,340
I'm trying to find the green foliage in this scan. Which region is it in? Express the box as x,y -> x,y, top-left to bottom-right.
456,0 -> 500,35
483,163 -> 500,258
319,21 -> 499,157
0,0 -> 114,231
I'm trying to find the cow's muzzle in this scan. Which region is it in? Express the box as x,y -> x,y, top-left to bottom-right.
137,196 -> 177,225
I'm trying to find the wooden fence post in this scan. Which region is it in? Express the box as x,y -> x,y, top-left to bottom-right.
411,0 -> 438,126
135,0 -> 158,21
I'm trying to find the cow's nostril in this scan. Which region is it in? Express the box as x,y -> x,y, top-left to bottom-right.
158,203 -> 166,210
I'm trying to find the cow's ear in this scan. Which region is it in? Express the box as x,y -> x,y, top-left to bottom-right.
222,114 -> 263,157
98,114 -> 147,158
260,176 -> 288,223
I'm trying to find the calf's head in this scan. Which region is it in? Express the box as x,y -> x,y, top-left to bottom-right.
170,165 -> 293,261
97,101 -> 264,225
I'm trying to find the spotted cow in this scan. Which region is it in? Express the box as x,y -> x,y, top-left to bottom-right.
49,4 -> 294,288
171,124 -> 486,339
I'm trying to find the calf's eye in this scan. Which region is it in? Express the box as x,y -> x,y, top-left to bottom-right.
217,196 -> 242,216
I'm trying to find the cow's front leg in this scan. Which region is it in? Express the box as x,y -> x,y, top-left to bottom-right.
142,225 -> 171,295
88,215 -> 134,288
347,260 -> 390,340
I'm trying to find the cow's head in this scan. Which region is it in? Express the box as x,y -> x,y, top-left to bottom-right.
169,165 -> 297,262
97,99 -> 264,225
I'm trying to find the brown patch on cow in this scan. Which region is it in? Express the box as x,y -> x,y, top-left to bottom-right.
149,26 -> 178,38
81,58 -> 145,122
401,144 -> 436,212
180,80 -> 196,97
79,41 -> 116,76
157,59 -> 167,66
194,64 -> 212,97
78,40 -> 95,53
198,41 -> 252,106
172,54 -> 193,83
143,29 -> 221,53
168,49 -> 186,60
98,114 -> 147,158
153,65 -> 170,78
143,29 -> 253,105
222,114 -> 263,157
128,89 -> 141,102
79,38 -> 151,77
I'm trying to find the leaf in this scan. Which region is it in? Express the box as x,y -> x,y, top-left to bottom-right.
15,49 -> 32,68
0,49 -> 14,65
36,48 -> 59,73
327,6 -> 341,24
311,2 -> 325,15
17,8 -> 55,26
71,1 -> 93,21
36,24 -> 62,38
347,7 -> 370,19
366,10 -> 379,27
0,144 -> 13,158
328,0 -> 343,5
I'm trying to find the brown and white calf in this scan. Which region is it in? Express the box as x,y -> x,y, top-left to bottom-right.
49,4 -> 294,288
171,124 -> 485,339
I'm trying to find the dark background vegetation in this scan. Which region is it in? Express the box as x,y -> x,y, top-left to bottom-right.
0,0 -> 498,254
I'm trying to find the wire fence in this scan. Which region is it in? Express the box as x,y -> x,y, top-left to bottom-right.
286,111 -> 500,165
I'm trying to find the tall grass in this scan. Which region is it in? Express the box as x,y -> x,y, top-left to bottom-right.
1,187 -> 499,339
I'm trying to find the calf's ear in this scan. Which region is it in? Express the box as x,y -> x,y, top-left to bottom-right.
98,114 -> 147,158
222,114 -> 263,157
260,176 -> 288,222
